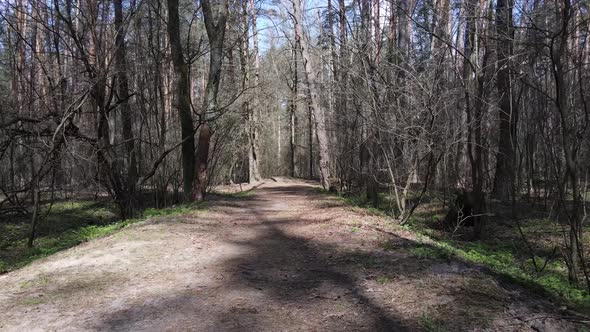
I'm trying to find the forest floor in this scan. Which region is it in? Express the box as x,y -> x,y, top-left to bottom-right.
0,179 -> 588,331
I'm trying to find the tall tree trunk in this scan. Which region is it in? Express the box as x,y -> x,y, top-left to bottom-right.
293,0 -> 331,189
166,0 -> 195,201
114,0 -> 138,215
247,0 -> 262,183
336,0 -> 349,186
461,0 -> 488,238
193,0 -> 228,201
551,0 -> 583,285
289,40 -> 298,178
492,0 -> 516,201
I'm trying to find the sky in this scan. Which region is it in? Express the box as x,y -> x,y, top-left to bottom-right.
255,0 -> 344,53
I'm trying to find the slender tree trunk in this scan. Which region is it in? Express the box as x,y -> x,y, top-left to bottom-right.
114,0 -> 138,215
492,0 -> 516,201
552,0 -> 583,284
27,189 -> 41,248
289,41 -> 298,178
461,0 -> 488,238
247,0 -> 262,183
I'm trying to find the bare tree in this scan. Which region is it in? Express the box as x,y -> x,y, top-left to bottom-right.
193,0 -> 228,201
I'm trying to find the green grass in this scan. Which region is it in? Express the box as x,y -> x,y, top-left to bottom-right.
1,218 -> 137,272
418,312 -> 448,332
0,200 -> 205,274
411,245 -> 453,260
381,241 -> 397,251
143,202 -> 206,218
313,188 -> 590,311
376,275 -> 391,284
403,230 -> 590,309
217,189 -> 254,198
20,297 -> 47,306
313,188 -> 391,217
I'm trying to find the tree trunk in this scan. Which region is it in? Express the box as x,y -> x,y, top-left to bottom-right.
114,0 -> 138,214
247,0 -> 262,183
166,0 -> 195,201
289,42 -> 298,178
552,0 -> 583,284
27,189 -> 41,248
293,0 -> 331,189
492,0 -> 516,201
193,0 -> 228,200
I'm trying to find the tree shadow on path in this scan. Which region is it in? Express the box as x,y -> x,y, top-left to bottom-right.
96,184 -> 589,331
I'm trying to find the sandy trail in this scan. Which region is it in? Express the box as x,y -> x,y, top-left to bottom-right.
0,180 -> 586,331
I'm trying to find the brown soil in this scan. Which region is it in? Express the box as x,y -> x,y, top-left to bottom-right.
0,179 -> 587,331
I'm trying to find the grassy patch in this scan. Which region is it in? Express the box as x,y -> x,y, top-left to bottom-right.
376,275 -> 391,284
143,202 -> 205,218
314,183 -> 590,311
20,296 -> 47,306
19,274 -> 50,289
3,218 -> 137,272
0,200 -> 205,273
217,189 -> 254,198
418,312 -> 448,332
411,245 -> 452,260
404,231 -> 590,309
313,188 -> 391,217
452,242 -> 590,309
381,241 -> 397,251
279,187 -> 590,310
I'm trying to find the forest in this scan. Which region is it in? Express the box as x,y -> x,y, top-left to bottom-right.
0,0 -> 590,330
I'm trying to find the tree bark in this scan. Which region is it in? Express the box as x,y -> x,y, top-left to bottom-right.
492,0 -> 516,201
289,42 -> 298,178
114,0 -> 138,215
293,0 -> 331,189
193,0 -> 228,200
247,0 -> 261,183
166,0 -> 195,201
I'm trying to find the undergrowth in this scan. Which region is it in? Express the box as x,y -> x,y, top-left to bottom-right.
0,200 -> 205,273
313,187 -> 392,217
315,187 -> 590,311
405,228 -> 590,310
418,312 -> 448,332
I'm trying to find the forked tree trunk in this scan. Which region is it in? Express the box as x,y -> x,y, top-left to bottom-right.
193,0 -> 227,200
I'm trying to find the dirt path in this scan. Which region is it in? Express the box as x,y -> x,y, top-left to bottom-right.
0,180 -> 587,331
